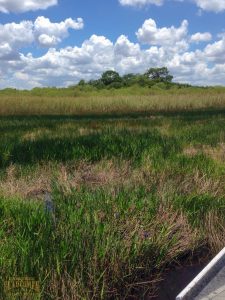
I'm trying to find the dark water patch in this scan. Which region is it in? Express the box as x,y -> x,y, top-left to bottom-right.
149,247 -> 211,299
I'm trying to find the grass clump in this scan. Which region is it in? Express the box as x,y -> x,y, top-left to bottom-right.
1,184 -> 223,299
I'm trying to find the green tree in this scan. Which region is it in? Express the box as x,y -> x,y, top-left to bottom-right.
122,73 -> 137,86
101,70 -> 122,86
88,79 -> 105,89
144,67 -> 173,83
78,79 -> 86,86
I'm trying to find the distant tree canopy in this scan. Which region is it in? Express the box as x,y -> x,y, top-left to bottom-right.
101,70 -> 122,86
144,67 -> 173,83
75,67 -> 180,90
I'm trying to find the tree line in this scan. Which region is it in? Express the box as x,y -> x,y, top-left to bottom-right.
75,67 -> 191,90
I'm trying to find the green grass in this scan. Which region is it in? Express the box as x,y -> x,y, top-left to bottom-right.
0,88 -> 224,299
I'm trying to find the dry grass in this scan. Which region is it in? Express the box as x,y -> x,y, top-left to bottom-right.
183,146 -> 199,157
0,91 -> 225,115
203,143 -> 225,163
0,161 -> 224,201
184,143 -> 225,164
170,171 -> 224,197
204,212 -> 225,254
22,129 -> 54,141
153,205 -> 201,262
0,164 -> 52,200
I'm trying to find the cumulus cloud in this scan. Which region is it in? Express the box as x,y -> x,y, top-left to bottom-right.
114,35 -> 144,73
1,18 -> 225,89
0,21 -> 34,61
136,19 -> 188,52
34,17 -> 84,47
0,0 -> 57,13
194,0 -> 225,13
0,17 -> 84,56
115,35 -> 141,57
204,36 -> 225,63
190,32 -> 212,43
0,21 -> 34,49
119,0 -> 225,12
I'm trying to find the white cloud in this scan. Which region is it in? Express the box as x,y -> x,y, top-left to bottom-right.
0,17 -> 84,56
0,43 -> 14,60
17,35 -> 115,86
114,35 -> 144,73
119,0 -> 225,12
136,19 -> 188,50
204,36 -> 225,63
119,0 -> 163,6
190,32 -> 212,43
115,35 -> 141,57
0,0 -> 57,13
194,0 -> 225,13
0,21 -> 34,49
34,17 -> 84,47
38,34 -> 59,47
1,18 -> 225,89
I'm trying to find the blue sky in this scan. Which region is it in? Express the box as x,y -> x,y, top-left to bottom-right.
0,0 -> 225,88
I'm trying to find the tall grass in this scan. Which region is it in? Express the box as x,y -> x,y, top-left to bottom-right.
0,87 -> 225,115
0,89 -> 224,299
0,184 -> 224,299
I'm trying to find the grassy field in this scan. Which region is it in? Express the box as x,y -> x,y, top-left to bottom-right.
0,86 -> 225,115
0,88 -> 224,299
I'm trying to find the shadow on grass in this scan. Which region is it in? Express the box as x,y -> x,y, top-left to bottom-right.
0,107 -> 224,123
0,107 -> 224,167
1,130 -> 180,166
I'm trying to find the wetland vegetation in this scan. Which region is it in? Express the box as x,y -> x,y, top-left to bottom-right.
0,75 -> 224,299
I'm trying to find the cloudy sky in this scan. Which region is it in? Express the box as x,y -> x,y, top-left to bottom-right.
0,0 -> 225,89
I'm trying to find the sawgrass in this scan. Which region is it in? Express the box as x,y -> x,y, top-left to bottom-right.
0,88 -> 224,299
0,86 -> 225,115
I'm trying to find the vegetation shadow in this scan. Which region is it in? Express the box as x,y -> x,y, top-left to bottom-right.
0,107 -> 224,123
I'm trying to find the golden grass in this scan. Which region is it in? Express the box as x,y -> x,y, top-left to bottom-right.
0,91 -> 225,115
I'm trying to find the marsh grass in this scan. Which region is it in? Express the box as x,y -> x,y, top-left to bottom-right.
0,179 -> 224,299
0,89 -> 224,299
0,87 -> 225,116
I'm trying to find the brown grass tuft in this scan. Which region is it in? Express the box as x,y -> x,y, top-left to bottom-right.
204,211 -> 225,254
184,143 -> 225,164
